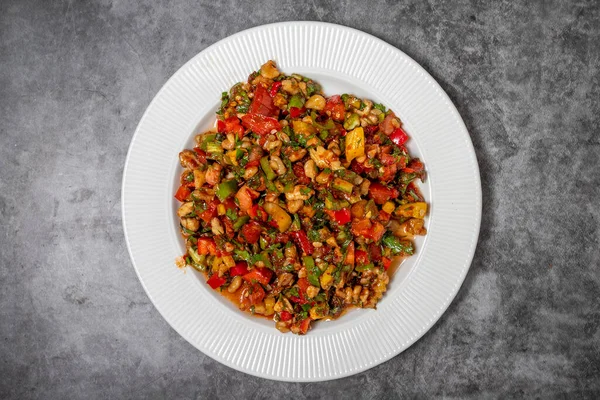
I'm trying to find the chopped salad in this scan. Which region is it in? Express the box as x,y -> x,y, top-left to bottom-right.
174,60 -> 427,334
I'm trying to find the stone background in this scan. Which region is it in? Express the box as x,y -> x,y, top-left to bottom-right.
1,0 -> 598,398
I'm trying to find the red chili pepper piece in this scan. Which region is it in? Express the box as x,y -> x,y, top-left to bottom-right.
290,230 -> 314,255
389,127 -> 408,146
333,208 -> 351,225
206,274 -> 226,289
269,81 -> 282,97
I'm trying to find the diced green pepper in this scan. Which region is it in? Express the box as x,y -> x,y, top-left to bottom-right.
355,263 -> 374,272
260,156 -> 276,181
205,141 -> 223,154
233,215 -> 250,231
332,178 -> 353,194
288,94 -> 305,109
303,256 -> 321,287
215,179 -> 238,201
343,113 -> 360,130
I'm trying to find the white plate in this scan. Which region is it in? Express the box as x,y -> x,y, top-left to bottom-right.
122,22 -> 481,381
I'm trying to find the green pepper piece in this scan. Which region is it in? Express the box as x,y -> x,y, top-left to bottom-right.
215,179 -> 238,201
332,178 -> 353,194
303,256 -> 321,287
343,113 -> 360,130
205,141 -> 223,154
355,263 -> 374,272
288,94 -> 305,109
260,156 -> 276,181
233,215 -> 250,231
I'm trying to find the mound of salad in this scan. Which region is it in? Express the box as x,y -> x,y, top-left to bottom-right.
174,60 -> 427,335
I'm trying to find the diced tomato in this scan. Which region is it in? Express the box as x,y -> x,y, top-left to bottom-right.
389,127 -> 408,146
299,318 -> 311,334
333,208 -> 351,225
241,220 -> 262,244
380,164 -> 397,183
355,249 -> 370,266
324,95 -> 345,121
247,283 -> 266,305
297,277 -> 310,294
350,159 -> 374,175
404,159 -> 424,173
279,310 -> 292,321
369,221 -> 386,242
364,125 -> 378,136
230,262 -> 249,277
197,237 -> 218,256
193,147 -> 207,163
369,183 -> 399,205
380,153 -> 396,166
273,233 -> 290,244
249,85 -> 279,117
223,116 -> 245,137
378,210 -> 391,222
217,120 -> 226,133
269,81 -> 282,97
344,242 -> 355,266
241,113 -> 282,135
206,274 -> 226,289
242,267 -> 273,286
174,185 -> 191,202
235,185 -> 254,212
382,257 -> 392,271
293,162 -> 311,185
368,242 -> 382,262
245,160 -> 260,168
248,204 -> 267,222
289,107 -> 305,119
291,230 -> 314,255
199,200 -> 218,223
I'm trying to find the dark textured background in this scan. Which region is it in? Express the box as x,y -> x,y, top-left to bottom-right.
1,0 -> 599,398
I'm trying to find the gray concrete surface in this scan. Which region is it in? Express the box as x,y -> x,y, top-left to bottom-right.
1,0 -> 599,398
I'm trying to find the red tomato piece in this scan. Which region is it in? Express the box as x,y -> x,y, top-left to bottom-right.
197,237 -> 218,256
174,185 -> 191,202
293,162 -> 311,185
279,310 -> 293,321
299,318 -> 311,334
369,183 -> 399,205
249,85 -> 279,117
242,267 -> 273,286
199,200 -> 218,223
223,116 -> 245,137
248,283 -> 266,305
333,208 -> 351,225
241,220 -> 262,244
241,113 -> 282,135
355,249 -> 370,266
297,278 -> 310,294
